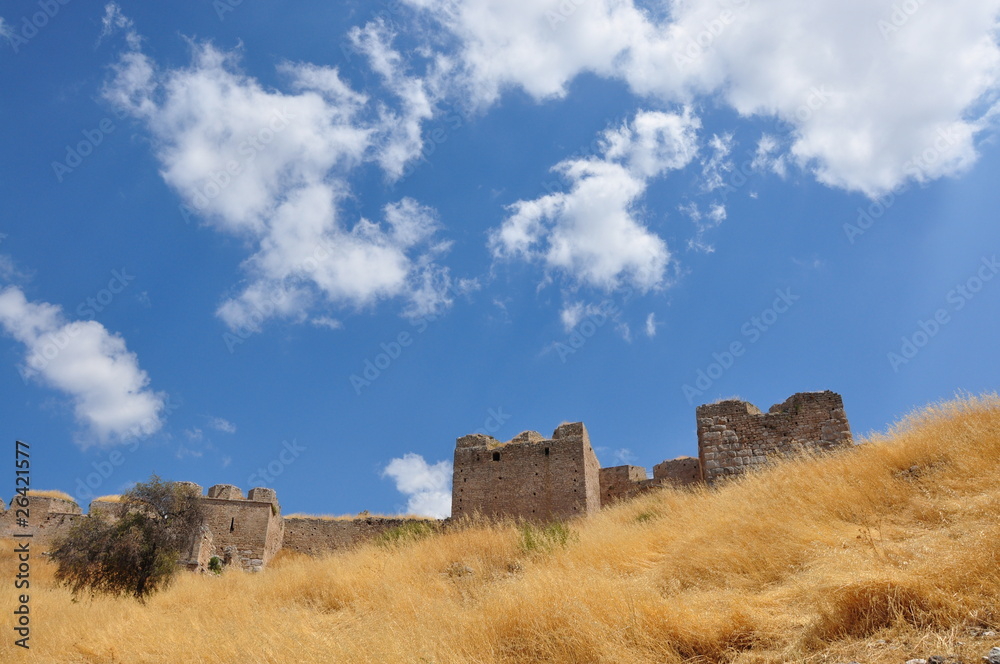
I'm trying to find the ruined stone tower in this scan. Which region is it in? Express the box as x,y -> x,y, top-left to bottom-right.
696,390 -> 852,485
451,422 -> 601,520
180,483 -> 285,572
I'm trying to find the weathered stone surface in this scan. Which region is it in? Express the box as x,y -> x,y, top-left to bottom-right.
984,646 -> 1000,664
452,422 -> 601,521
697,391 -> 853,485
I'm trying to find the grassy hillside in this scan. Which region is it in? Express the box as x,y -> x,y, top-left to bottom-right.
2,394 -> 999,663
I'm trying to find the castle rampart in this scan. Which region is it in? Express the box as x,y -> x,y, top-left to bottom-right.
452,422 -> 601,520
0,389 -> 853,571
697,391 -> 852,484
281,516 -> 435,555
0,494 -> 83,544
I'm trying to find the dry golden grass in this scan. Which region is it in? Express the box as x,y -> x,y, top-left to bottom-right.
25,490 -> 77,503
2,394 -> 999,663
89,495 -> 121,503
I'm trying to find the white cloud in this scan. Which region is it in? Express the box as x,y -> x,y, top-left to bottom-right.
208,417 -> 237,434
407,0 -> 1000,197
104,32 -> 455,331
349,19 -> 437,180
404,0 -> 644,107
490,109 -> 698,292
752,133 -> 788,178
310,316 -> 343,331
559,300 -> 609,332
382,453 -> 452,518
645,312 -> 657,338
700,133 -> 734,192
681,201 -> 726,253
612,448 -> 637,465
0,286 -> 165,446
97,2 -> 134,47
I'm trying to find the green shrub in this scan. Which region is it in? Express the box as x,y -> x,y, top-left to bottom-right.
635,510 -> 659,523
375,521 -> 439,547
520,521 -> 575,553
208,556 -> 223,575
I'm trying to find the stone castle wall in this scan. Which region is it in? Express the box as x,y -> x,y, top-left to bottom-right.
180,484 -> 284,572
453,422 -> 601,520
0,495 -> 83,544
696,391 -> 852,485
0,389 -> 854,571
282,517 -> 436,555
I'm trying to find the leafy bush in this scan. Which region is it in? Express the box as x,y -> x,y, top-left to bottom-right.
50,475 -> 205,601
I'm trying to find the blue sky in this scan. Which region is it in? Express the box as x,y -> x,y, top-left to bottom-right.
1,0 -> 998,519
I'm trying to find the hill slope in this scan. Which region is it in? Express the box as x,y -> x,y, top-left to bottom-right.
3,394 -> 999,663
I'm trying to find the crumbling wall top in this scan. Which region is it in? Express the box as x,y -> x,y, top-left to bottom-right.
767,390 -> 844,414
174,481 -> 204,495
553,422 -> 589,442
207,484 -> 244,500
696,399 -> 763,418
510,431 -> 545,444
456,433 -> 499,449
247,487 -> 277,504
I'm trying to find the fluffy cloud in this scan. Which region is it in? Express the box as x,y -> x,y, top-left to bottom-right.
490,109 -> 698,292
349,19 -> 437,179
382,453 -> 452,518
645,312 -> 658,338
208,417 -> 236,434
681,201 -> 727,253
406,0 -> 1000,197
0,286 -> 165,446
104,28 -> 454,331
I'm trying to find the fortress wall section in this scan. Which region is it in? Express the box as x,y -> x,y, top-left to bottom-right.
199,496 -> 278,571
653,457 -> 703,487
0,495 -> 83,545
599,465 -> 648,506
697,391 -> 853,485
281,517 -> 439,555
452,422 -> 600,521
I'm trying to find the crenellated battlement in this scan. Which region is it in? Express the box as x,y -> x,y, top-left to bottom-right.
696,390 -> 852,485
453,390 -> 854,519
1,389 -> 854,572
